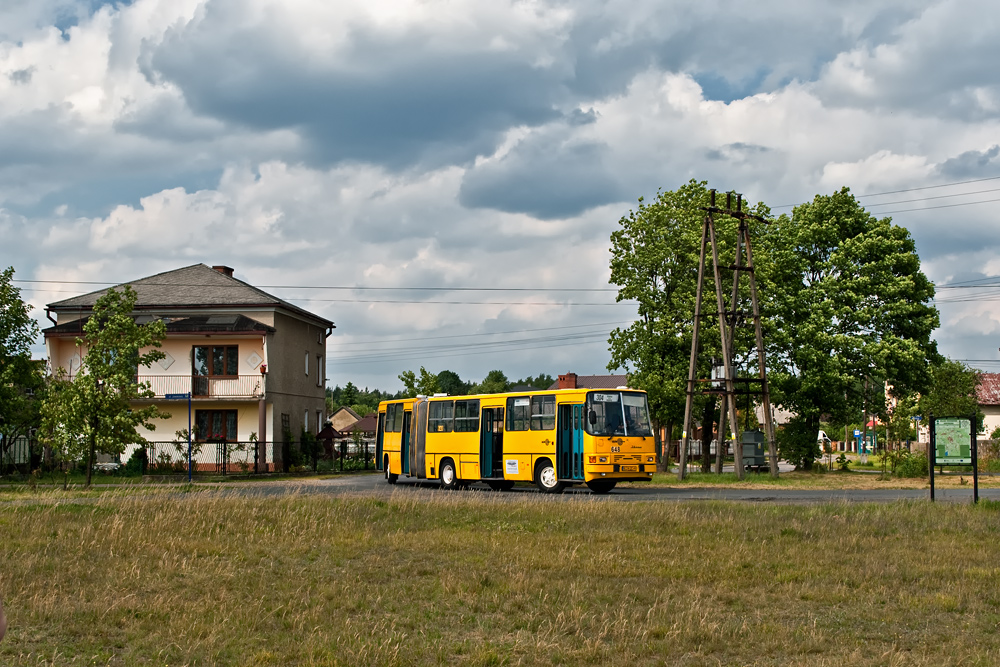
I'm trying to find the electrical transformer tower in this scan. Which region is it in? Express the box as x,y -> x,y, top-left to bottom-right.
678,190 -> 778,480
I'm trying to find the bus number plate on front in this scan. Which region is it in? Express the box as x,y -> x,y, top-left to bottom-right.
620,465 -> 638,472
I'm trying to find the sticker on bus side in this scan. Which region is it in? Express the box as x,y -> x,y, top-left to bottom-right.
505,459 -> 519,475
513,398 -> 530,406
593,393 -> 620,402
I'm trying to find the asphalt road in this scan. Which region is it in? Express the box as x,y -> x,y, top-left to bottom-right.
232,472 -> 1000,504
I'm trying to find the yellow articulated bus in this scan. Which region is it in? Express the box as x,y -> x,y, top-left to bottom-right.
375,388 -> 656,494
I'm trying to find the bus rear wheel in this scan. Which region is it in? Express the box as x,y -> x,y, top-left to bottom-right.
487,480 -> 515,491
440,458 -> 459,490
534,460 -> 565,494
586,479 -> 617,494
385,457 -> 397,485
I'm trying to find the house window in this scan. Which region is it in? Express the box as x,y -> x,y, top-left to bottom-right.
304,410 -> 309,433
317,410 -> 323,431
316,355 -> 323,387
304,352 -> 310,376
193,346 -> 239,376
195,410 -> 238,442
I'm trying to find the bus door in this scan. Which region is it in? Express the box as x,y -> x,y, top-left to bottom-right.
401,410 -> 412,475
480,407 -> 504,478
558,404 -> 585,480
376,413 -> 385,470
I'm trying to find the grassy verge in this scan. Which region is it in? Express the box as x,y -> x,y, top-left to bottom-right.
2,493 -> 1000,665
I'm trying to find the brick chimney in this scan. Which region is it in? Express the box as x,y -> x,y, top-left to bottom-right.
558,372 -> 578,389
212,265 -> 234,278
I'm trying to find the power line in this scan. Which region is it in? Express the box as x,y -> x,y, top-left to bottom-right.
864,186 -> 1000,208
333,320 -> 631,347
876,196 -> 1000,215
770,174 -> 1000,209
13,279 -> 617,293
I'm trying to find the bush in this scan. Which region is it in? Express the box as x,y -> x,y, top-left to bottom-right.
895,452 -> 928,478
776,418 -> 822,470
122,448 -> 148,476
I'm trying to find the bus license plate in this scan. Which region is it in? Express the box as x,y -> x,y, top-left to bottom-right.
620,465 -> 638,472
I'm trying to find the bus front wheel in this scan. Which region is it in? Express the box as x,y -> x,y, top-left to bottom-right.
534,460 -> 565,494
586,479 -> 616,494
440,458 -> 459,490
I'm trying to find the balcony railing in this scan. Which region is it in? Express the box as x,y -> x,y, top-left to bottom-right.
136,375 -> 264,399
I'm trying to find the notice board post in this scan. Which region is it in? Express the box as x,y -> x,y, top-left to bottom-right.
929,414 -> 978,504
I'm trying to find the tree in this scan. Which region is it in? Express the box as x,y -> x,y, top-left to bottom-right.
511,373 -> 555,390
398,366 -> 441,397
0,267 -> 43,471
472,370 -> 509,394
40,286 -> 169,486
918,359 -> 983,430
436,370 -> 470,395
758,188 -> 939,468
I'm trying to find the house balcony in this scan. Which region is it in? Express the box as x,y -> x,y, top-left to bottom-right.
136,375 -> 265,400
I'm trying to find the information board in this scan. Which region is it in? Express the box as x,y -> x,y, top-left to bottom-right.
934,417 -> 972,465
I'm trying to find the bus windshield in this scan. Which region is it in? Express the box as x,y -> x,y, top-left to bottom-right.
586,391 -> 653,437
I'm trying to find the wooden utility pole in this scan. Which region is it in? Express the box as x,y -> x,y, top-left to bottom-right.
678,191 -> 778,480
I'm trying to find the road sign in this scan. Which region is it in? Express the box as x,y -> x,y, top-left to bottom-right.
853,429 -> 861,437
165,393 -> 191,399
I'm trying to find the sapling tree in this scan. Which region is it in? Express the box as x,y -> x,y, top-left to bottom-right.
41,286 -> 169,486
0,267 -> 44,471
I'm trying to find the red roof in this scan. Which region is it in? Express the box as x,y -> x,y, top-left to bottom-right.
344,414 -> 378,434
547,374 -> 629,390
978,373 -> 1000,405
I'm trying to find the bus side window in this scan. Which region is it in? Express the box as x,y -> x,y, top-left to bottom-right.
454,399 -> 480,432
506,396 -> 530,431
530,395 -> 555,430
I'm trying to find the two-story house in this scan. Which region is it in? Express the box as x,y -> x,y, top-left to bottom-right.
43,264 -> 334,470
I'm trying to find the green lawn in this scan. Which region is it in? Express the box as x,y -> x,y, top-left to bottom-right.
2,491 -> 1000,665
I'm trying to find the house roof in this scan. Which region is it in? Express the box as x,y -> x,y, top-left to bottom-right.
46,264 -> 333,328
331,406 -> 361,421
547,374 -> 630,390
978,373 -> 1000,405
44,313 -> 275,337
343,414 -> 377,433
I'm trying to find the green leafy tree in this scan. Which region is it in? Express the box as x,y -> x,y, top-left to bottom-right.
341,381 -> 360,406
918,359 -> 983,430
436,370 -> 471,395
473,370 -> 509,394
0,267 -> 44,470
40,286 -> 169,486
758,188 -> 939,468
398,366 -> 441,397
511,373 -> 555,390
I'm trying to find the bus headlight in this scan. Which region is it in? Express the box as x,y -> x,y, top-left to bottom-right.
647,456 -> 655,462
599,456 -> 608,463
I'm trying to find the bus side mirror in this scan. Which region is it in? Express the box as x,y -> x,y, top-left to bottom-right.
588,410 -> 597,425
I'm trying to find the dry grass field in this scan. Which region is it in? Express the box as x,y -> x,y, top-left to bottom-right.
2,489 -> 1000,666
643,470 -> 1000,490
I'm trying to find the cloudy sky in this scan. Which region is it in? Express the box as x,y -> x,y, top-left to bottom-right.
3,0 -> 1000,391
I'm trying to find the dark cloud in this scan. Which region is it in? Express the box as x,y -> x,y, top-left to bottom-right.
936,145 -> 1000,179
459,134 -> 624,219
144,9 -> 565,169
